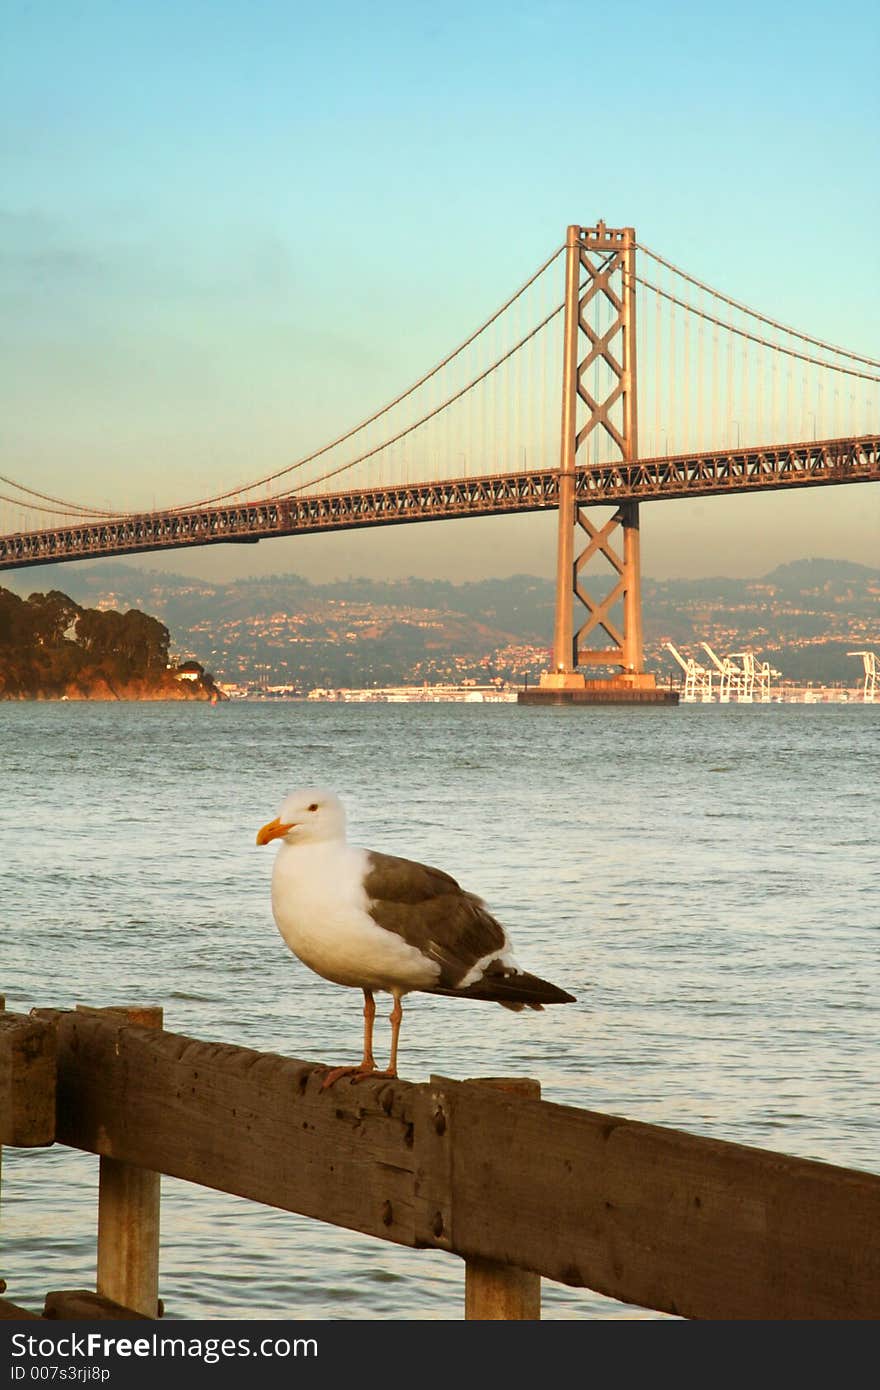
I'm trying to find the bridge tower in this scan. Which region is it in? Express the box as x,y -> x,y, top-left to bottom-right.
532,222 -> 666,703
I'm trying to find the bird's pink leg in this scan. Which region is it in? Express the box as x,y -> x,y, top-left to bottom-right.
320,989 -> 383,1088
361,988 -> 378,1070
387,991 -> 403,1077
320,989 -> 401,1089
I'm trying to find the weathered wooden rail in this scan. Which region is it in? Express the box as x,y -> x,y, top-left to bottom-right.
1,1003 -> 879,1320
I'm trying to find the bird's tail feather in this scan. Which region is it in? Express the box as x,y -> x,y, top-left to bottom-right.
426,969 -> 576,1008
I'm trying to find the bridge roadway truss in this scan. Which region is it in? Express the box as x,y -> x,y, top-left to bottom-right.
1,433 -> 878,572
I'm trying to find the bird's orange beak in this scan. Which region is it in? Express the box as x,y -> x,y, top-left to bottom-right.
256,817 -> 295,846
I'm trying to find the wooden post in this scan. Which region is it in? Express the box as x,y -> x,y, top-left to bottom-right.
1,998 -> 56,1319
1,994 -> 4,1249
92,1006 -> 163,1318
1,994 -> 4,1246
463,1077 -> 541,1321
0,1007 -> 56,1146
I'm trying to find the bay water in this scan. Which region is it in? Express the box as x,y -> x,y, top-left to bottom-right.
1,701 -> 877,1319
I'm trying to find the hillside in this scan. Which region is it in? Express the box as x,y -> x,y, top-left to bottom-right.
4,558 -> 879,690
0,587 -> 222,700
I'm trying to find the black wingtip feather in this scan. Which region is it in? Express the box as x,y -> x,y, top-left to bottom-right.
425,969 -> 576,1007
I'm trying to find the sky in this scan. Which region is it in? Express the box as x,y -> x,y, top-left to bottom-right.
1,0 -> 878,584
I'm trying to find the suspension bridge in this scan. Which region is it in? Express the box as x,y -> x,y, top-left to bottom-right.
2,222 -> 878,701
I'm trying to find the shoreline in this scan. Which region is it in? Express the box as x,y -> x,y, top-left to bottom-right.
1,685 -> 874,706
236,684 -> 874,705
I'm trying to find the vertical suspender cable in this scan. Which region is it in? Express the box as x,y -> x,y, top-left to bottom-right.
740,307 -> 749,450
696,285 -> 704,453
726,294 -> 734,446
682,287 -> 691,455
653,272 -> 661,456
711,290 -> 719,451
669,267 -> 677,456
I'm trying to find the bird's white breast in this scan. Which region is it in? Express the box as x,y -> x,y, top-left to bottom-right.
270,840 -> 440,993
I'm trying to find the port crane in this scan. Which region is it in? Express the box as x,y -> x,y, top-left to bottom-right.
728,651 -> 781,702
729,652 -> 756,702
700,643 -> 744,702
753,656 -> 781,702
665,643 -> 713,702
847,650 -> 878,702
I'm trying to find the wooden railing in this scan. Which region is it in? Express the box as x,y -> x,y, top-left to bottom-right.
2,1004 -> 879,1320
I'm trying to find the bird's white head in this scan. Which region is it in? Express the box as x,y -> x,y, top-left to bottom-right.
256,788 -> 347,849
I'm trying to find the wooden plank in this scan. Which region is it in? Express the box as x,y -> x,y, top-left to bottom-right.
0,1296 -> 39,1319
464,1258 -> 541,1320
94,1007 -> 163,1318
38,1010 -> 880,1319
0,1012 -> 56,1146
460,1078 -> 542,1321
97,1160 -> 161,1317
44,1289 -> 153,1320
425,1080 -> 880,1320
44,1010 -> 422,1247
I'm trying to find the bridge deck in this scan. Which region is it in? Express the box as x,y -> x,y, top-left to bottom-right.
2,434 -> 878,571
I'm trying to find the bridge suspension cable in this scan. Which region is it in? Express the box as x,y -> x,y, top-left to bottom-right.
635,277 -> 880,384
0,492 -> 111,519
2,229 -> 878,540
630,241 -> 879,459
273,299 -> 566,498
0,244 -> 564,528
0,476 -> 121,519
636,242 -> 880,368
169,243 -> 565,510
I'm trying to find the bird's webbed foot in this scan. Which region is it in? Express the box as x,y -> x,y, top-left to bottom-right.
319,1061 -> 397,1089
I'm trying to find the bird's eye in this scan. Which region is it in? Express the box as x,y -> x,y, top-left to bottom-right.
308,803 -> 319,812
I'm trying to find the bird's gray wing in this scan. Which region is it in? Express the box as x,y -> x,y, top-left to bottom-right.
362,850 -> 507,990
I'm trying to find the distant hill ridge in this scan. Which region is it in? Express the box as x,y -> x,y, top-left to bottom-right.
4,558 -> 878,688
8,555 -> 879,615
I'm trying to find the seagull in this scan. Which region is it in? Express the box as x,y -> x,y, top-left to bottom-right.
256,788 -> 575,1084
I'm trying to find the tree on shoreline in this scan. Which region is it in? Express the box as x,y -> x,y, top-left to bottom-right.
0,587 -> 217,700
